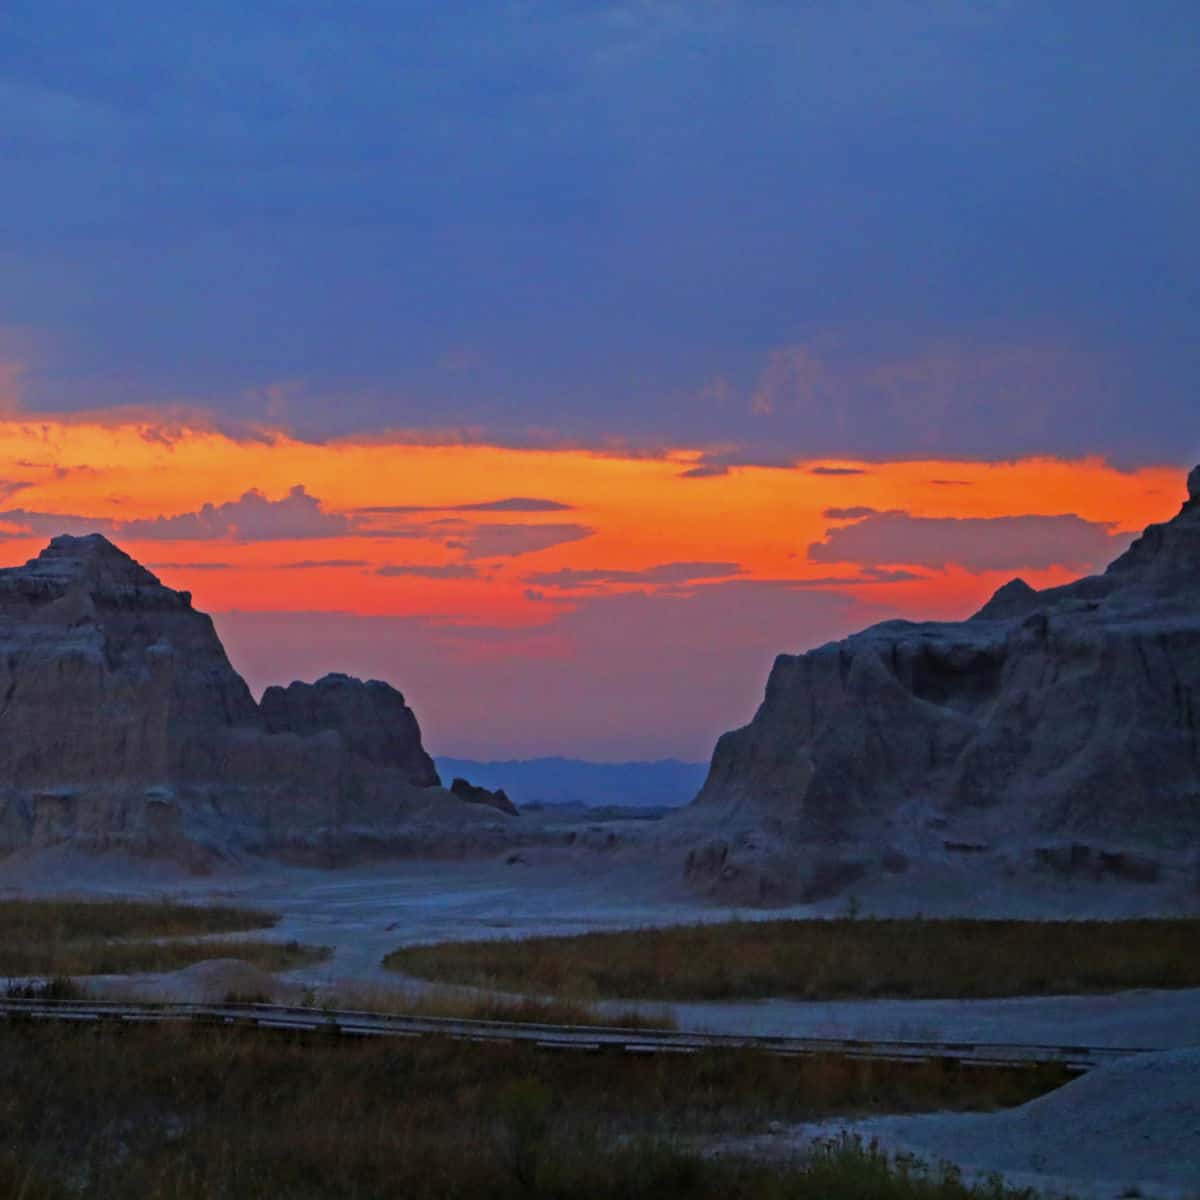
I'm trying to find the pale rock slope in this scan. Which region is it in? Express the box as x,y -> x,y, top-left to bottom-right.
681,465 -> 1200,904
0,535 -> 507,867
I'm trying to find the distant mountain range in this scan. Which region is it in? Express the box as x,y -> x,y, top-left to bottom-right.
434,757 -> 708,810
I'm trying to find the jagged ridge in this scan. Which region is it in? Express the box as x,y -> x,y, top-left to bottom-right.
0,534 -> 505,867
683,466 -> 1200,902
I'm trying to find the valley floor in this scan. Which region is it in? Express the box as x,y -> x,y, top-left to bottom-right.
3,846 -> 1198,1199
5,847 -> 1199,1050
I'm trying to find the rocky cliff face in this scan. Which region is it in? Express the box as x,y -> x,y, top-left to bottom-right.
683,466 -> 1200,904
261,674 -> 440,786
0,535 -> 501,867
449,777 -> 519,817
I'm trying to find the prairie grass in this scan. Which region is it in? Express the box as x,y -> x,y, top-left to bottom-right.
330,982 -> 678,1029
385,917 -> 1200,1001
2,936 -> 331,977
0,898 -> 328,976
0,1019 -> 1064,1199
0,898 -> 276,940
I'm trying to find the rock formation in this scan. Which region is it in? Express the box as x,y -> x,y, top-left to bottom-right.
449,777 -> 519,817
261,674 -> 440,786
0,534 -> 506,867
683,465 -> 1200,903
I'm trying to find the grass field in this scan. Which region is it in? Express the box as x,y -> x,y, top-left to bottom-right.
0,898 -> 329,976
0,1019 -> 1066,1198
2,937 -> 332,977
0,898 -> 276,941
385,917 -> 1200,1002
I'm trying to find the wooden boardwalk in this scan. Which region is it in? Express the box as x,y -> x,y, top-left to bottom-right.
0,997 -> 1154,1073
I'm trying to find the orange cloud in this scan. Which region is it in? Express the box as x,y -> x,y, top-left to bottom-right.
809,511 -> 1129,574
0,413 -> 1185,637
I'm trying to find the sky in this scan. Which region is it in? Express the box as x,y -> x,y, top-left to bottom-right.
1,2 -> 1198,759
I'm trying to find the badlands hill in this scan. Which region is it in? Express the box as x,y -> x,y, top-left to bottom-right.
682,465 -> 1200,904
0,534 -> 510,868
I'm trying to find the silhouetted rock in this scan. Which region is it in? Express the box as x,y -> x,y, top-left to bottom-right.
972,577 -> 1039,621
262,674 -> 439,786
684,465 -> 1200,902
449,777 -> 518,817
0,535 -> 488,865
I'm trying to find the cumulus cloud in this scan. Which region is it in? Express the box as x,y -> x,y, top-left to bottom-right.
809,511 -> 1132,574
0,485 -> 350,543
525,562 -> 742,589
119,485 -> 351,541
0,508 -> 117,538
0,484 -> 594,563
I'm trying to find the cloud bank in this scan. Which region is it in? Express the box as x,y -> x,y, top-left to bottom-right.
809,511 -> 1132,574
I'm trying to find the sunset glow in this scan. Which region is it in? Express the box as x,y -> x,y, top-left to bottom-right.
4,3 -> 1197,759
0,416 -> 1178,613
0,412 -> 1184,757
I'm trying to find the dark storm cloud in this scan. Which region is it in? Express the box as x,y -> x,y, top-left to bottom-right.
1,3 -> 1196,465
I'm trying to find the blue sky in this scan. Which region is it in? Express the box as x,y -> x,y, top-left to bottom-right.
2,1 -> 1198,464
2,3 -> 1199,758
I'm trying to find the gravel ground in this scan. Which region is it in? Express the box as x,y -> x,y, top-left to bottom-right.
716,1047 -> 1200,1199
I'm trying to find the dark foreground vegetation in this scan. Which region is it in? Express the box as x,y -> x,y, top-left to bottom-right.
0,1021 -> 1065,1198
0,898 -> 329,976
386,917 -> 1200,1001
